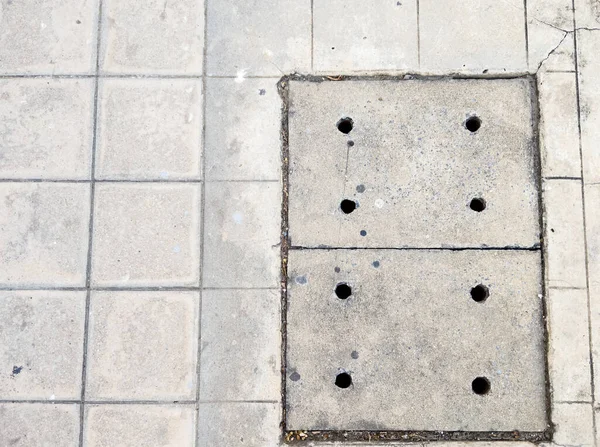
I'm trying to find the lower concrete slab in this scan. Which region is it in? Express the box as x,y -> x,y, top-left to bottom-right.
285,249 -> 547,432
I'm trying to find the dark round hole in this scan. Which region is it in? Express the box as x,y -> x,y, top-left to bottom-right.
335,283 -> 352,300
340,199 -> 356,214
465,116 -> 481,132
471,284 -> 489,302
470,198 -> 486,212
335,372 -> 352,388
337,117 -> 354,134
472,377 -> 491,395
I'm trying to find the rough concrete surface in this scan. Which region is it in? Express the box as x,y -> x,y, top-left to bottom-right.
288,78 -> 540,249
286,249 -> 546,431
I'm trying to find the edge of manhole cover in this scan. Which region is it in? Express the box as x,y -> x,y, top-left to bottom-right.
277,74 -> 552,444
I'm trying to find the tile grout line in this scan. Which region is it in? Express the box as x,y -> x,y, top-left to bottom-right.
194,0 -> 209,443
79,0 -> 103,444
523,0 -> 530,69
571,2 -> 598,444
544,176 -> 583,181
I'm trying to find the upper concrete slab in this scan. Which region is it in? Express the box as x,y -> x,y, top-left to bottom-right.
287,78 -> 540,249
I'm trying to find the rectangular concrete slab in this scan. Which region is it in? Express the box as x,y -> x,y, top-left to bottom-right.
287,78 -> 540,249
100,0 -> 204,75
285,249 -> 547,431
419,0 -> 527,73
313,0 -> 418,72
0,403 -> 80,446
84,404 -> 196,447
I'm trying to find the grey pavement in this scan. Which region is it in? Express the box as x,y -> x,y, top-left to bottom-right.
0,0 -> 599,446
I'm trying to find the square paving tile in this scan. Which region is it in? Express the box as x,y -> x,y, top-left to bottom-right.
202,182 -> 280,288
91,183 -> 201,287
85,291 -> 199,400
0,403 -> 80,446
197,402 -> 280,447
0,79 -> 94,180
419,0 -> 527,72
0,0 -> 97,74
199,289 -> 280,401
527,0 -> 575,72
577,29 -> 600,183
547,288 -> 592,402
205,0 -> 311,76
553,402 -> 595,446
0,291 -> 85,400
286,249 -> 546,431
100,0 -> 203,74
204,78 -> 281,181
543,179 -> 587,289
585,183 -> 600,403
0,183 -> 90,287
313,0 -> 418,72
538,72 -> 581,178
287,78 -> 540,249
96,79 -> 203,180
575,0 -> 600,29
84,404 -> 196,447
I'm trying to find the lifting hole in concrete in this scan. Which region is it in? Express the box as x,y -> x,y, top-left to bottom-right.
340,199 -> 357,214
470,284 -> 489,302
337,117 -> 354,134
472,377 -> 491,395
465,116 -> 481,132
335,372 -> 352,388
335,283 -> 352,300
470,197 -> 486,212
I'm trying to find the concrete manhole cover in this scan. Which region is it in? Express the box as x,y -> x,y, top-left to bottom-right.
280,77 -> 548,440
